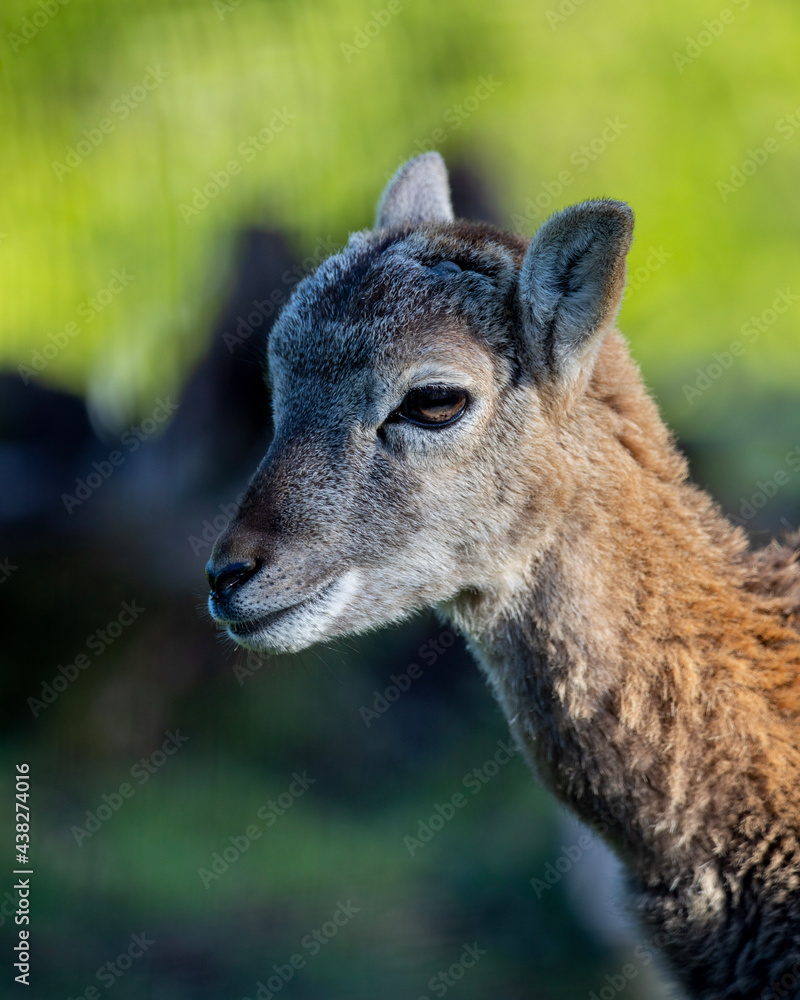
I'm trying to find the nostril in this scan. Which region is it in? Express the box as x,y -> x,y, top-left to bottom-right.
206,559 -> 261,597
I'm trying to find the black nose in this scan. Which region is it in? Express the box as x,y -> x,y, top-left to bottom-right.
206,559 -> 260,597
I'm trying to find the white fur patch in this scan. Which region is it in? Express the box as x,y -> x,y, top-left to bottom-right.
229,569 -> 363,653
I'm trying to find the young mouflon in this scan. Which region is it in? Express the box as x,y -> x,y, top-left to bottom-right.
206,152 -> 800,999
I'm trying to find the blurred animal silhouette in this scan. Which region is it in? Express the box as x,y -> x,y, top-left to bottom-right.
207,152 -> 800,999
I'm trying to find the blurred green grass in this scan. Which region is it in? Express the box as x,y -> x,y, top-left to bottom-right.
2,0 -> 800,441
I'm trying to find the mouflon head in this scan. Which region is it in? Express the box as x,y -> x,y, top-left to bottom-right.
206,152 -> 633,652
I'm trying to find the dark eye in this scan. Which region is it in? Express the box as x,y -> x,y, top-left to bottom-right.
398,385 -> 468,427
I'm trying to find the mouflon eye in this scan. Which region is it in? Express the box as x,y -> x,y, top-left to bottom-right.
399,385 -> 468,427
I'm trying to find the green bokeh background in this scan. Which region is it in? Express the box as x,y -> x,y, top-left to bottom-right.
4,0 -> 800,426
1,1 -> 799,997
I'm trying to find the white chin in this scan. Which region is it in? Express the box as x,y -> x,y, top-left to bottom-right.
227,569 -> 363,654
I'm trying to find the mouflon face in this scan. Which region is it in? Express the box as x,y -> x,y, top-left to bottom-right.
206,152 -> 633,652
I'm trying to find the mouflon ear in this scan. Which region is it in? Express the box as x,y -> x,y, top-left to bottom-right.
517,199 -> 634,383
375,152 -> 455,229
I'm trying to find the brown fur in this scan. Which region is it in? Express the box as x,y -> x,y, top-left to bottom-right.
207,153 -> 800,998
449,332 -> 800,997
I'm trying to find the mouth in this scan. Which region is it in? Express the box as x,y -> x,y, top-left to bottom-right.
212,579 -> 339,644
225,600 -> 309,639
